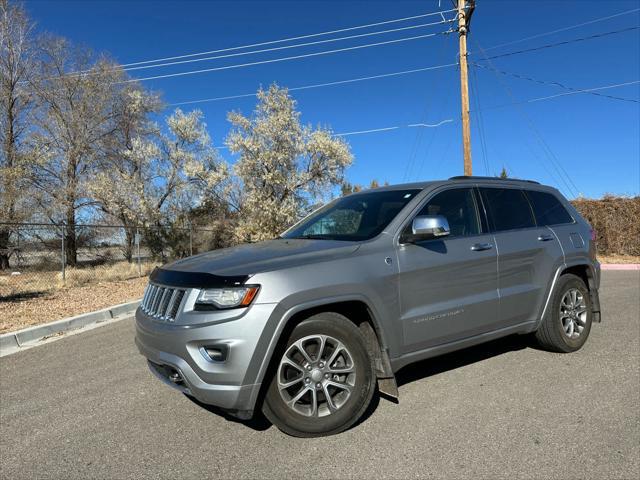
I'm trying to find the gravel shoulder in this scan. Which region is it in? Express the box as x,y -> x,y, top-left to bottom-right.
0,277 -> 146,333
0,271 -> 638,479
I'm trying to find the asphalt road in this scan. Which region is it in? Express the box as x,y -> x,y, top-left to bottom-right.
1,271 -> 638,479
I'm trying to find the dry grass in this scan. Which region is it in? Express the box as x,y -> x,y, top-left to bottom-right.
0,276 -> 148,333
0,261 -> 157,334
598,254 -> 640,264
0,261 -> 157,299
56,261 -> 157,288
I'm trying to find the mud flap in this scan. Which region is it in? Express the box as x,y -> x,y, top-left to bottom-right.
377,347 -> 399,402
378,377 -> 399,401
588,276 -> 602,323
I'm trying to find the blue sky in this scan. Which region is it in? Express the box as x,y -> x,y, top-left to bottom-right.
25,0 -> 640,199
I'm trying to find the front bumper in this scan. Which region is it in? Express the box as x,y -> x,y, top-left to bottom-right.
135,301 -> 278,418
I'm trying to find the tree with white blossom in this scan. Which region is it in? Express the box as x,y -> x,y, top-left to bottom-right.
226,84 -> 353,242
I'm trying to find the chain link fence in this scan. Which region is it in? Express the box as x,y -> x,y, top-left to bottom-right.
0,222 -> 222,302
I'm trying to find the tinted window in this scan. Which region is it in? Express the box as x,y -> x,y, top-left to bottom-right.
417,188 -> 480,237
526,190 -> 573,225
283,190 -> 419,241
481,188 -> 535,231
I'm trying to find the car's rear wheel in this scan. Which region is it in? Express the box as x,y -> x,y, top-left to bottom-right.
262,312 -> 376,437
535,273 -> 593,352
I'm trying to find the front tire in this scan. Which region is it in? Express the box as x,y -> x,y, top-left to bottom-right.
535,273 -> 593,353
262,312 -> 376,437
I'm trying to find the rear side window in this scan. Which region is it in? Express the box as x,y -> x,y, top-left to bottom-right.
526,190 -> 574,226
481,188 -> 535,232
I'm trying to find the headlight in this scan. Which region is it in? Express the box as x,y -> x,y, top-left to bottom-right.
195,286 -> 259,310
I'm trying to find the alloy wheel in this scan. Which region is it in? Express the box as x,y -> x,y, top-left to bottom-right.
277,334 -> 356,417
560,288 -> 588,339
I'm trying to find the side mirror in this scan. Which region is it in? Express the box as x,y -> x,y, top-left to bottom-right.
406,215 -> 450,242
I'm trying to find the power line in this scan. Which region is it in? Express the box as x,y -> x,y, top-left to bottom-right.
325,121 -> 455,137
473,26 -> 640,61
469,63 -> 490,175
403,34 -> 450,181
125,30 -> 454,83
483,7 -> 640,52
334,79 -> 640,140
472,80 -> 640,111
219,75 -> 636,144
527,80 -> 640,103
217,121 -> 453,142
118,8 -> 458,69
472,39 -> 580,199
408,120 -> 454,128
336,126 -> 399,137
168,62 -> 459,106
471,62 -> 639,104
122,18 -> 455,73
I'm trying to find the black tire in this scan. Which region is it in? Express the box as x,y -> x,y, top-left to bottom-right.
262,312 -> 376,437
535,273 -> 593,353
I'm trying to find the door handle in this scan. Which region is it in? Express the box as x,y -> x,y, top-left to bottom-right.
537,234 -> 554,242
471,243 -> 493,251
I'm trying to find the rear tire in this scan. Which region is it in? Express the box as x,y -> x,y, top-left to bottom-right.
535,273 -> 592,353
262,312 -> 376,437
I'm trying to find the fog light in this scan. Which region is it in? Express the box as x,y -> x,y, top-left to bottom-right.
202,345 -> 228,362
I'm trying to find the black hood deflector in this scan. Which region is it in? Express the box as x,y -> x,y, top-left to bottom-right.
150,268 -> 249,289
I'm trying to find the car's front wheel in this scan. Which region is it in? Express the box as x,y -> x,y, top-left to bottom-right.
262,312 -> 376,437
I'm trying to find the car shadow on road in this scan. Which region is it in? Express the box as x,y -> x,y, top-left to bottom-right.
186,333 -> 534,434
352,334 -> 533,431
394,333 -> 532,388
184,394 -> 272,431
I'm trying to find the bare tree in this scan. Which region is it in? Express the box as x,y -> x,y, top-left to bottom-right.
0,0 -> 37,269
29,36 -> 126,265
90,108 -> 228,260
90,84 -> 162,261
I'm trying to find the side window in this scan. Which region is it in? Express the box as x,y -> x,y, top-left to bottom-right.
481,188 -> 536,232
416,188 -> 480,237
526,190 -> 574,226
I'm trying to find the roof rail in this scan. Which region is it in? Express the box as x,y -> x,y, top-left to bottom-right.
448,175 -> 540,185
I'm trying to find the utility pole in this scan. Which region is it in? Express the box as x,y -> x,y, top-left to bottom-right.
457,0 -> 475,176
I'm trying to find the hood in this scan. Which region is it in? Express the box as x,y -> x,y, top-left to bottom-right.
163,238 -> 361,277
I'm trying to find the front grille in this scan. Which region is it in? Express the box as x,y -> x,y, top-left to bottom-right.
141,283 -> 186,322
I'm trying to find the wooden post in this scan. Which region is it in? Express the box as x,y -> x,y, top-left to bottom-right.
458,0 -> 473,176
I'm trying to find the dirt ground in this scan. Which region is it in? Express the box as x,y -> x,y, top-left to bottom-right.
0,277 -> 147,334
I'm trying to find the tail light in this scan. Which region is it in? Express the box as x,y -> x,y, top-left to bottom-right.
590,228 -> 596,241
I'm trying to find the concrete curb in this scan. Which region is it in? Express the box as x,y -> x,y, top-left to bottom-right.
0,299 -> 141,357
601,264 -> 640,271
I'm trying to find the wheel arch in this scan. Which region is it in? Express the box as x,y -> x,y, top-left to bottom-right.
250,295 -> 393,412
538,261 -> 601,327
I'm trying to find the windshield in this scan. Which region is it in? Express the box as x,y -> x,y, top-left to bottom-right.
282,189 -> 420,241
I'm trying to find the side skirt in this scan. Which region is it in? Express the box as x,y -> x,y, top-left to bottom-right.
389,321 -> 537,372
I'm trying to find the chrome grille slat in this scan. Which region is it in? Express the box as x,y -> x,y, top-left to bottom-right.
141,282 -> 185,322
164,290 -> 179,321
143,285 -> 154,311
151,287 -> 165,314
168,290 -> 185,321
147,285 -> 159,312
158,289 -> 172,318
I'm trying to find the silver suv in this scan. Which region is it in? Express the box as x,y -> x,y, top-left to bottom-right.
135,177 -> 601,437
